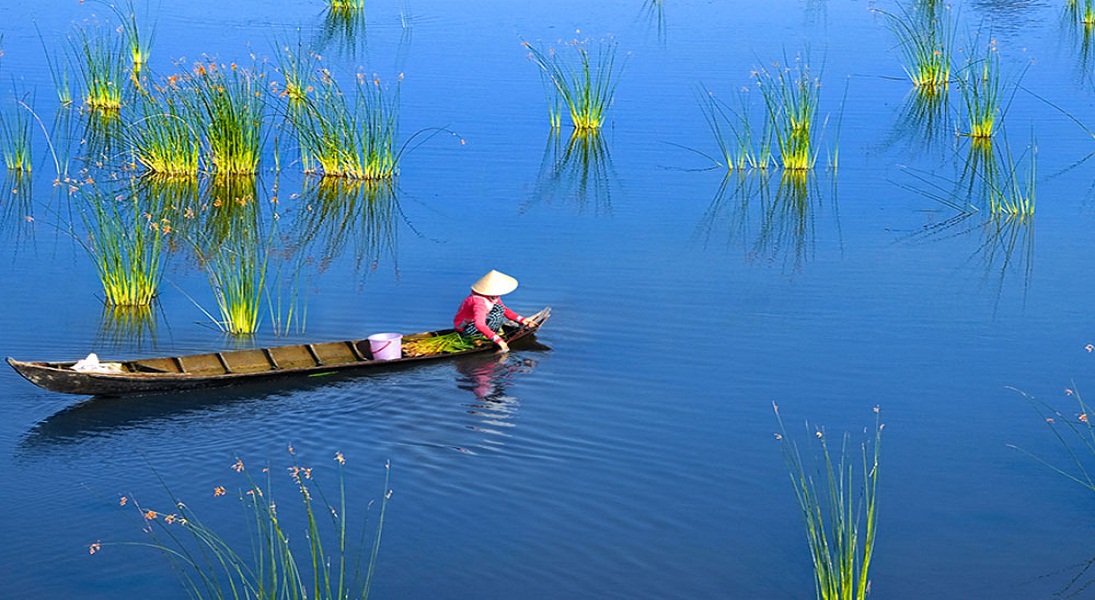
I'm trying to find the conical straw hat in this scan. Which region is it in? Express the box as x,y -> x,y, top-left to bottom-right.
471,270 -> 518,296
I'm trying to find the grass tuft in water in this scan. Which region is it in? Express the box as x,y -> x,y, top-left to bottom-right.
288,71 -> 402,180
71,24 -> 128,111
184,61 -> 266,175
524,39 -> 622,131
105,0 -> 154,70
127,85 -> 202,176
78,183 -> 169,307
773,404 -> 882,600
880,1 -> 954,94
754,54 -> 821,171
959,40 -> 1003,140
98,454 -> 391,600
0,99 -> 32,172
698,85 -> 775,171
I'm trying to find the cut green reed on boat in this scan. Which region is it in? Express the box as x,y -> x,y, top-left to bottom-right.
754,55 -> 821,171
71,25 -> 128,110
774,404 -> 882,600
183,62 -> 266,175
287,72 -> 401,180
100,455 -> 391,600
880,1 -> 954,94
78,185 -> 169,307
0,99 -> 32,172
524,40 -> 622,131
126,87 -> 202,176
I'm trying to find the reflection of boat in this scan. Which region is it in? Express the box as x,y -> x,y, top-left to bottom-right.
8,308 -> 551,397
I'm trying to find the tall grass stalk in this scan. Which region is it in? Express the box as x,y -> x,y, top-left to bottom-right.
754,56 -> 820,171
37,25 -> 73,105
960,41 -> 1002,140
79,186 -> 169,306
524,40 -> 621,131
184,62 -> 265,175
71,25 -> 128,110
103,454 -> 391,600
0,99 -> 32,172
881,2 -> 954,94
773,404 -> 882,600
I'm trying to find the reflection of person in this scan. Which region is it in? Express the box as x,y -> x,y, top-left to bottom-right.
453,270 -> 533,353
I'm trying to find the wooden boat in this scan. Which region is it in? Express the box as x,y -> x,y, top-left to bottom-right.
7,308 -> 551,397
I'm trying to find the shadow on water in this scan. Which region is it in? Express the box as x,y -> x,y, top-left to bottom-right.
294,177 -> 400,274
524,129 -> 617,215
95,303 -> 164,351
697,169 -> 839,271
452,352 -> 542,453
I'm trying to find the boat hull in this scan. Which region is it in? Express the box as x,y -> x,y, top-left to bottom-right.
7,309 -> 550,397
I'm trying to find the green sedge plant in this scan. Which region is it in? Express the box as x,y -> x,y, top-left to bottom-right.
880,1 -> 955,94
697,85 -> 775,171
126,85 -> 202,176
524,39 -> 622,131
754,54 -> 821,171
773,404 -> 882,600
0,99 -> 32,172
183,61 -> 266,175
78,184 -> 169,307
95,453 -> 392,600
71,24 -> 128,110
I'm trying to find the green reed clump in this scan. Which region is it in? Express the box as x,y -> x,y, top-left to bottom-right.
959,41 -> 1002,140
698,86 -> 775,171
773,404 -> 882,600
881,1 -> 954,94
0,100 -> 32,172
288,71 -> 401,180
183,62 -> 265,175
328,0 -> 365,8
200,228 -> 267,335
524,40 -> 621,131
990,134 -> 1036,218
98,454 -> 392,600
104,0 -> 154,70
71,25 -> 128,110
79,186 -> 169,306
127,86 -> 202,176
755,56 -> 820,171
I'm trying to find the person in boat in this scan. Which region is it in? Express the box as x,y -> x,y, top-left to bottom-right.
454,270 -> 535,353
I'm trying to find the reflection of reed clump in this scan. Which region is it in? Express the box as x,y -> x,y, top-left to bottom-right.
700,170 -> 834,271
529,130 -> 616,214
316,3 -> 368,58
295,177 -> 399,272
97,304 -> 158,350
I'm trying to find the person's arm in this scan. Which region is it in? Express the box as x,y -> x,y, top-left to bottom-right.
499,300 -> 531,327
474,299 -> 511,352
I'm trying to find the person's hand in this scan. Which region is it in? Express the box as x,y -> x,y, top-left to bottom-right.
496,340 -> 511,353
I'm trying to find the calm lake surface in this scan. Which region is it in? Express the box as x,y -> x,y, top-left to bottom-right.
3,0 -> 1095,597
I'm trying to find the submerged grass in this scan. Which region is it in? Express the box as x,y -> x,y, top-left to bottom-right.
524,39 -> 622,131
78,184 -> 169,307
773,404 -> 882,600
99,454 -> 391,600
